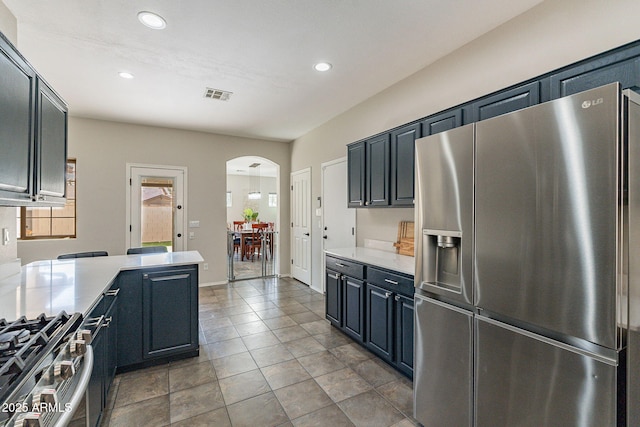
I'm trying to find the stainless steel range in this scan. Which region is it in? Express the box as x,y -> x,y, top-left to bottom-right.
0,311 -> 93,427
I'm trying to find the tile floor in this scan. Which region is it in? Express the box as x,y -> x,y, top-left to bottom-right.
100,277 -> 416,427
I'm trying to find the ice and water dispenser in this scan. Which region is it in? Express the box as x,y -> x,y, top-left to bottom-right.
421,229 -> 463,293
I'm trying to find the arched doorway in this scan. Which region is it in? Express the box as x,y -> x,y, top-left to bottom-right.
226,156 -> 279,281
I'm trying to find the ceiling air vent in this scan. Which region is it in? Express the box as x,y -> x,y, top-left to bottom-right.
204,87 -> 232,101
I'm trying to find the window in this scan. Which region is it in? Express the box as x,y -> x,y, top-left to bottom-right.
268,192 -> 277,207
17,159 -> 76,239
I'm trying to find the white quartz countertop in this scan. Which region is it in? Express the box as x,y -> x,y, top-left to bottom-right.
0,251 -> 203,320
324,247 -> 415,276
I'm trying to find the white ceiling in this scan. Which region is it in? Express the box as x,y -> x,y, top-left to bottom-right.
4,0 -> 541,142
227,156 -> 278,178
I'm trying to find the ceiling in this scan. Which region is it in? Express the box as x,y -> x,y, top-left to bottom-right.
3,0 -> 541,142
227,156 -> 277,178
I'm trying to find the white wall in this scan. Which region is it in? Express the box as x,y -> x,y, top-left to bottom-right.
291,0 -> 640,290
226,175 -> 278,225
17,117 -> 291,284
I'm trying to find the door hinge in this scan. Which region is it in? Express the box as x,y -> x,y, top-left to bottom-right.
291,259 -> 293,265
129,178 -> 132,186
291,222 -> 294,228
352,227 -> 355,235
291,185 -> 293,191
129,225 -> 132,232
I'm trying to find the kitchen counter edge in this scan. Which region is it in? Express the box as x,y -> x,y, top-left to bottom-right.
324,247 -> 414,277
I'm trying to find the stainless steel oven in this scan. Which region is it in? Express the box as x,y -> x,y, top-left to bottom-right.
0,312 -> 94,427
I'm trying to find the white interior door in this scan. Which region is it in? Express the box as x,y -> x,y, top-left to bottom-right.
322,158 -> 355,291
127,164 -> 187,252
291,168 -> 311,285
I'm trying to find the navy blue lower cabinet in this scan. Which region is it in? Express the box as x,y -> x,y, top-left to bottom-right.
142,267 -> 198,359
117,264 -> 199,369
394,294 -> 414,377
343,276 -> 365,342
325,268 -> 343,327
365,283 -> 394,362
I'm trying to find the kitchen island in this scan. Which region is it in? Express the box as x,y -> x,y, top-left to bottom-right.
0,250 -> 203,319
0,251 -> 203,427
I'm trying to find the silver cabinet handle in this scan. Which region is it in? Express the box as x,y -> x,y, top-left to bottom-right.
84,315 -> 104,328
395,295 -> 400,301
384,279 -> 398,285
104,316 -> 113,327
335,263 -> 346,268
106,288 -> 120,297
385,292 -> 392,298
329,273 -> 340,280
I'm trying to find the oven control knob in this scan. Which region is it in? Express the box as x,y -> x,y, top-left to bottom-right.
33,388 -> 58,410
54,361 -> 75,381
14,413 -> 41,427
69,339 -> 87,357
76,329 -> 92,344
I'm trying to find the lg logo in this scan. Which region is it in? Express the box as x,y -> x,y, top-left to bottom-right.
582,98 -> 604,108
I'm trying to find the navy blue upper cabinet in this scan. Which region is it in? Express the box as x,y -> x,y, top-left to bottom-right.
0,33 -> 35,204
347,141 -> 366,208
471,81 -> 540,122
366,134 -> 390,207
36,79 -> 68,203
0,31 -> 67,206
421,109 -> 462,136
390,123 -> 420,206
550,53 -> 640,98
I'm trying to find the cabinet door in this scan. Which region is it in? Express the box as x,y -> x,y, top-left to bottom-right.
343,276 -> 364,342
471,81 -> 540,122
394,294 -> 414,377
390,123 -> 420,206
104,299 -> 118,401
325,269 -> 342,327
86,320 -> 105,427
550,55 -> 640,99
421,109 -> 463,136
366,134 -> 390,206
366,283 -> 393,361
142,267 -> 198,359
0,34 -> 35,203
35,79 -> 67,202
116,270 -> 143,367
347,141 -> 365,208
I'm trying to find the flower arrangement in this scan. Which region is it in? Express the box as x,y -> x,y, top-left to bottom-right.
242,208 -> 259,222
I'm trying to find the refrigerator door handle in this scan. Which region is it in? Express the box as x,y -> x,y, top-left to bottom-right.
477,316 -> 618,366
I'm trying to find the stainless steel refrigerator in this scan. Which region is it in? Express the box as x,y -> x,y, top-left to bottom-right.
414,82 -> 640,426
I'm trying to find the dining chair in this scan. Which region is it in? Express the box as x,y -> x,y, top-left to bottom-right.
232,221 -> 245,258
244,223 -> 268,261
57,251 -> 109,259
126,246 -> 168,255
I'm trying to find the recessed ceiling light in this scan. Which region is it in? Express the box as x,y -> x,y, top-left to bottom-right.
314,62 -> 332,72
118,72 -> 134,79
137,11 -> 167,29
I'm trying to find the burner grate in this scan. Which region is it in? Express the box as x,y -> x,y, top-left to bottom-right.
0,312 -> 75,402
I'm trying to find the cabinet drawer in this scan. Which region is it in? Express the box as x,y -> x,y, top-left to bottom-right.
367,267 -> 413,297
326,256 -> 364,280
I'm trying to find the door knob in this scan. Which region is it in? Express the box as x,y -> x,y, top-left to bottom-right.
304,232 -> 310,236
177,233 -> 182,237
323,235 -> 327,239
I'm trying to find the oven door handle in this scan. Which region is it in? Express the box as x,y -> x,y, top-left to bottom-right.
54,345 -> 94,427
